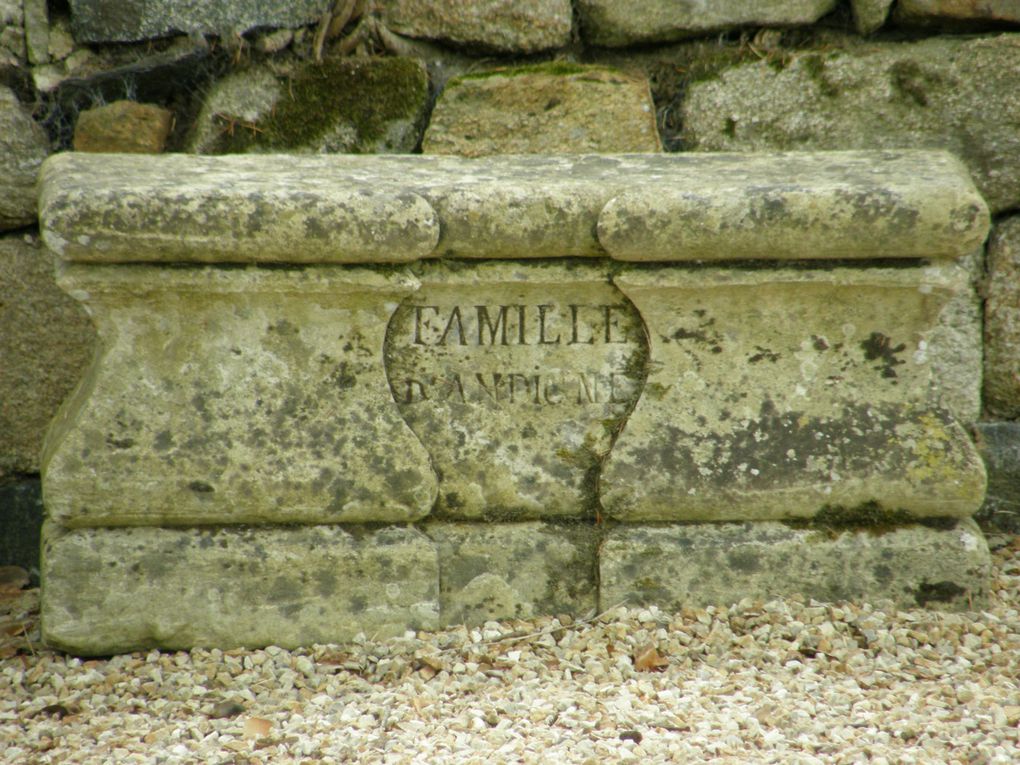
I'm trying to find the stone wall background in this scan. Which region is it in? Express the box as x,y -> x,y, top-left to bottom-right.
2,0 -> 1020,579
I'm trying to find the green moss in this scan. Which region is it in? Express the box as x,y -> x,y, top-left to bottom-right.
800,53 -> 840,98
888,59 -> 941,107
220,56 -> 427,153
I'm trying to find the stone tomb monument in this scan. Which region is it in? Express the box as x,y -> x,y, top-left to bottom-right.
37,151 -> 992,654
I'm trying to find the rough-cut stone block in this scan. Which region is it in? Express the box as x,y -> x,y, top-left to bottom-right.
379,0 -> 571,53
600,520 -> 991,612
188,57 -> 429,156
974,422 -> 1020,534
427,522 -> 597,626
69,0 -> 331,43
598,151 -> 988,262
43,266 -> 437,527
601,267 -> 986,522
39,151 -> 987,264
984,217 -> 1020,418
423,64 -> 661,157
42,524 -> 439,654
39,153 -> 440,264
896,0 -> 1020,25
73,100 -> 173,153
682,35 -> 1020,215
852,0 -> 894,33
0,87 -> 48,231
0,234 -> 95,478
385,263 -> 645,520
577,0 -> 837,47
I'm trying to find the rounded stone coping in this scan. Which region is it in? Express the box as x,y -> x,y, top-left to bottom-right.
38,150 -> 989,264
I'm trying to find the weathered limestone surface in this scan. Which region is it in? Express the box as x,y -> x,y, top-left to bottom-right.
974,422 -> 1020,533
73,100 -> 173,153
43,266 -> 437,527
896,0 -> 1020,24
984,217 -> 1020,418
427,523 -> 597,626
385,263 -> 645,520
0,87 -> 49,231
68,0 -> 331,42
42,524 -> 439,655
597,151 -> 987,262
188,57 -> 429,156
577,0 -> 837,47
39,151 -> 988,264
925,255 -> 983,425
601,267 -> 987,522
601,520 -> 991,612
39,153 -> 441,264
682,35 -> 1020,214
0,234 -> 95,478
423,65 -> 661,157
379,0 -> 572,53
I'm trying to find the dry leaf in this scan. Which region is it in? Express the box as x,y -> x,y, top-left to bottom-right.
634,644 -> 669,672
0,566 -> 29,597
244,717 -> 272,738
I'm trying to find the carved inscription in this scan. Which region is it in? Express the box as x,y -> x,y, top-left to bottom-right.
383,264 -> 647,520
397,303 -> 639,406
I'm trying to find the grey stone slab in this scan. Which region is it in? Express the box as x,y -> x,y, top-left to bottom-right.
43,266 -> 437,527
379,0 -> 572,53
577,0 -> 837,47
39,151 -> 988,264
427,522 -> 597,626
597,150 -> 988,262
423,64 -> 661,157
0,234 -> 95,478
0,87 -> 48,231
41,524 -> 439,655
68,0 -> 331,43
682,35 -> 1020,215
984,216 -> 1020,418
385,262 -> 645,520
600,519 -> 991,612
974,422 -> 1020,534
22,0 -> 48,64
600,267 -> 987,523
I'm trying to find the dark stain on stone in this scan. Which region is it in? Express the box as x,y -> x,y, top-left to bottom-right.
329,361 -> 357,392
349,594 -> 367,613
188,480 -> 215,494
748,345 -> 780,363
106,435 -> 136,449
915,580 -> 967,607
726,550 -> 761,573
267,319 -> 299,337
153,430 -> 174,451
860,331 -> 906,379
873,564 -> 893,583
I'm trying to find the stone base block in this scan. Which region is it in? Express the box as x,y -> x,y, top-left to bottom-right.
600,519 -> 990,612
41,524 -> 439,655
427,522 -> 597,626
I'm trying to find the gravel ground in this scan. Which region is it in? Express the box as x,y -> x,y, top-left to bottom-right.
2,535 -> 1019,764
